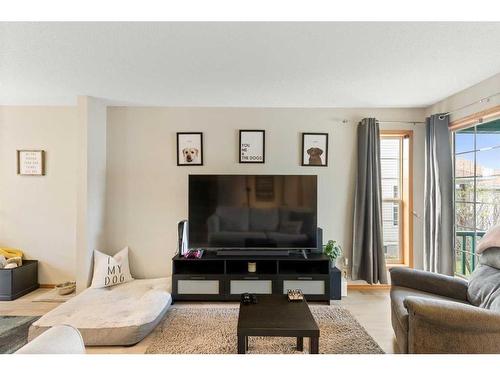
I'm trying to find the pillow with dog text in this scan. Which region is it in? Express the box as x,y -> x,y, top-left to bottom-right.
90,247 -> 133,288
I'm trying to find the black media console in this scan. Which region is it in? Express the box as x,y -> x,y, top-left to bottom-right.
172,253 -> 341,303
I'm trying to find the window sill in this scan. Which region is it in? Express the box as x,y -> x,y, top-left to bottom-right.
386,263 -> 410,269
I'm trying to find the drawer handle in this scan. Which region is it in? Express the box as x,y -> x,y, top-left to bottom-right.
243,277 -> 259,280
297,277 -> 313,280
189,276 -> 206,280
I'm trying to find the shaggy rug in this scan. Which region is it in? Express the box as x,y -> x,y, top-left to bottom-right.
0,316 -> 40,354
146,306 -> 384,354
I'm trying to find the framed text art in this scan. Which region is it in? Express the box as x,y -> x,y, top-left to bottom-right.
17,150 -> 46,175
302,133 -> 329,167
177,132 -> 203,166
239,130 -> 265,163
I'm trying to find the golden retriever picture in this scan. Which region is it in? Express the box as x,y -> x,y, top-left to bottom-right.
182,147 -> 199,163
177,132 -> 203,165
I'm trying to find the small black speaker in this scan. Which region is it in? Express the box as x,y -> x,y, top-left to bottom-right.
177,220 -> 188,256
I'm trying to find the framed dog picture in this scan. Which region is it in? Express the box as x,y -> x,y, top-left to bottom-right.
239,130 -> 265,163
302,133 -> 328,167
177,132 -> 203,166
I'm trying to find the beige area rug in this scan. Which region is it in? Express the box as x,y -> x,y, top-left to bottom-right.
146,306 -> 384,354
33,288 -> 75,302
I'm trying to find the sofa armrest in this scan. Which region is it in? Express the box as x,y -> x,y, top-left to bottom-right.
390,267 -> 468,301
404,297 -> 500,353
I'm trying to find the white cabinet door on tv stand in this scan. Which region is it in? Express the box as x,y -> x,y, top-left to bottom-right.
229,279 -> 273,295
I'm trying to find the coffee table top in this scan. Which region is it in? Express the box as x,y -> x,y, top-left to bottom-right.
237,295 -> 319,337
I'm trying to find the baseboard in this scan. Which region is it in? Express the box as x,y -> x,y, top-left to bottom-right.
347,284 -> 391,290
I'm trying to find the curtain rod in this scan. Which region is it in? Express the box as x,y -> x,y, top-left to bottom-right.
376,120 -> 425,124
343,120 -> 425,124
438,91 -> 500,120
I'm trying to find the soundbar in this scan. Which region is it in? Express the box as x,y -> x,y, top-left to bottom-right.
216,250 -> 290,256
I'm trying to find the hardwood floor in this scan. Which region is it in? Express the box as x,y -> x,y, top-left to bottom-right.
0,288 -> 397,354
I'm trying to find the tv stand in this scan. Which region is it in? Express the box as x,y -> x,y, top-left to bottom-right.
216,250 -> 289,257
171,252 -> 341,303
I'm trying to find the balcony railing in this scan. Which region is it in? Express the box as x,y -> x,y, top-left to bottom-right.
455,230 -> 485,275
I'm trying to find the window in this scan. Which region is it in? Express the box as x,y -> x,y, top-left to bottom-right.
380,131 -> 413,266
453,119 -> 500,277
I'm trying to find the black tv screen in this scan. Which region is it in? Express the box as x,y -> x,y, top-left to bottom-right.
188,175 -> 318,249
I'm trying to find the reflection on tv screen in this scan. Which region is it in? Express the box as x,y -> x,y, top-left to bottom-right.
188,175 -> 317,249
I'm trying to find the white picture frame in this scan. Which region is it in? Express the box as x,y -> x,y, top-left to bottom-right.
239,130 -> 265,163
302,133 -> 329,167
177,132 -> 203,166
17,150 -> 45,175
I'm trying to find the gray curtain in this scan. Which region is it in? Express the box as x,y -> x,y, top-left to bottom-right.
352,118 -> 388,284
424,114 -> 453,275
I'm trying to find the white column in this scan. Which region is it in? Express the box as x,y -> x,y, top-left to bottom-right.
75,96 -> 107,292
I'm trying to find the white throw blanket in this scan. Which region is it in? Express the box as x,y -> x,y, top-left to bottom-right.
477,224 -> 500,254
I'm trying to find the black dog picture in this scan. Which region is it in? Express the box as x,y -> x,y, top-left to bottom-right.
302,133 -> 328,166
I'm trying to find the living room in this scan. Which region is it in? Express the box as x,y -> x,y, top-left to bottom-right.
1,1 -> 500,372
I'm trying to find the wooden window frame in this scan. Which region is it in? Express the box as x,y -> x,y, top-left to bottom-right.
380,130 -> 414,268
448,105 -> 500,276
449,105 -> 500,131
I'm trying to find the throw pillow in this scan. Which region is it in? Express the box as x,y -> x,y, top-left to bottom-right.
467,264 -> 500,312
90,247 -> 133,288
477,224 -> 500,254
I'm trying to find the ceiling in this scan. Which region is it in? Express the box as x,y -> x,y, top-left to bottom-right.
1,22 -> 500,107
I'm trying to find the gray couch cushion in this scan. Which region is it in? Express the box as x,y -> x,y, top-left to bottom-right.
390,286 -> 469,353
249,208 -> 279,232
479,247 -> 500,269
216,206 -> 249,231
468,265 -> 500,312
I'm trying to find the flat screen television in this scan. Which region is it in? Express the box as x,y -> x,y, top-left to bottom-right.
188,175 -> 317,250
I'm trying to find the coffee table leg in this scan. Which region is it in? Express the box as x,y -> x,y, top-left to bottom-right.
246,336 -> 249,350
297,337 -> 303,351
238,334 -> 246,354
310,337 -> 319,354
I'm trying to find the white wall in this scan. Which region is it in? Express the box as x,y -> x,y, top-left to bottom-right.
0,104 -> 428,284
427,72 -> 500,120
2,73 -> 498,285
0,106 -> 78,284
105,107 -> 426,278
75,97 -> 107,292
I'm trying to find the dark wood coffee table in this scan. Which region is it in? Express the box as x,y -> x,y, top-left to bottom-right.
237,295 -> 320,354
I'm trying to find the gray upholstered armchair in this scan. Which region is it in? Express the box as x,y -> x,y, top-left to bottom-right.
390,267 -> 500,354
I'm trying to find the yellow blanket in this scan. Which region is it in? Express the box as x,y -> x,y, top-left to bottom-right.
0,248 -> 24,259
